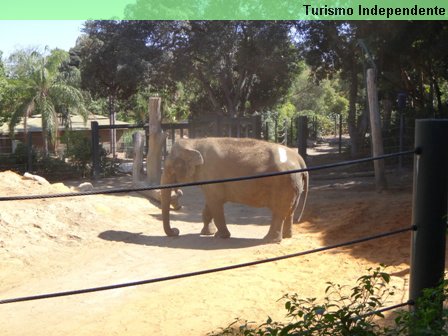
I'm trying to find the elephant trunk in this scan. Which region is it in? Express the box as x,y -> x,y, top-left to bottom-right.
161,172 -> 180,237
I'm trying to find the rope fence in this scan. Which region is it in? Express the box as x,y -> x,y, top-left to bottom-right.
0,148 -> 417,322
2,117 -> 448,335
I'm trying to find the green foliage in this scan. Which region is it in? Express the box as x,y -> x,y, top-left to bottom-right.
60,131 -> 92,176
392,279 -> 448,335
3,48 -> 87,156
274,63 -> 348,137
78,21 -> 301,118
210,267 -> 448,336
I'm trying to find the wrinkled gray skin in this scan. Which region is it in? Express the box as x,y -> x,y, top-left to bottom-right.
161,137 -> 308,243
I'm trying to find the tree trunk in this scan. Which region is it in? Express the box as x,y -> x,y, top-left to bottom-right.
347,54 -> 369,157
366,68 -> 387,191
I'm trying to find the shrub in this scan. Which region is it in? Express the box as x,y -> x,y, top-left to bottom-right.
210,267 -> 448,336
61,131 -> 92,177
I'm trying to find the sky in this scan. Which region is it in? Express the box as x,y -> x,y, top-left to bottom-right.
0,20 -> 86,59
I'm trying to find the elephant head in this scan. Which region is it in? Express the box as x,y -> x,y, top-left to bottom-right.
161,141 -> 204,236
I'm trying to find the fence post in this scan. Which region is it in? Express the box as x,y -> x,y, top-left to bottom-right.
132,131 -> 145,185
254,115 -> 262,140
91,121 -> 100,180
297,116 -> 308,160
339,113 -> 343,154
147,97 -> 165,185
27,132 -> 33,172
409,119 -> 448,322
264,121 -> 269,141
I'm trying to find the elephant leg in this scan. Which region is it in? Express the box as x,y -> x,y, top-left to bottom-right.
209,202 -> 231,239
283,201 -> 299,239
282,213 -> 293,238
200,204 -> 217,236
264,212 -> 285,243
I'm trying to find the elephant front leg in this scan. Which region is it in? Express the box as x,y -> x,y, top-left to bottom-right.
208,202 -> 231,239
264,212 -> 284,243
200,204 -> 217,236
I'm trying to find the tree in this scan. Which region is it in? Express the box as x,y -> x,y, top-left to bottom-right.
298,21 -> 371,156
275,62 -> 348,137
5,48 -> 87,156
298,21 -> 448,155
168,21 -> 301,117
79,20 -> 301,121
0,51 -> 9,125
75,20 -> 158,156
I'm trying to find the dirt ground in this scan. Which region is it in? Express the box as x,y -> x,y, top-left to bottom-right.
0,141 -> 426,335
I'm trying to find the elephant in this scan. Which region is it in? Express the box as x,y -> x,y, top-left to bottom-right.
161,137 -> 309,243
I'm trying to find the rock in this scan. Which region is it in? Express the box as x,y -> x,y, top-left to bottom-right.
23,172 -> 50,185
77,182 -> 94,192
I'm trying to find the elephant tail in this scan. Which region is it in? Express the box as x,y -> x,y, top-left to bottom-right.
294,171 -> 309,224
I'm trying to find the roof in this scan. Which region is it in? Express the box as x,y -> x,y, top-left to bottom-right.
0,114 -> 130,134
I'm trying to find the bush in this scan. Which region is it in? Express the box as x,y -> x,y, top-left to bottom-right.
210,267 -> 448,336
12,142 -> 36,165
61,131 -> 92,177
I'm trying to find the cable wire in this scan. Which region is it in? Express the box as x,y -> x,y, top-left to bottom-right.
0,226 -> 413,305
0,150 -> 416,202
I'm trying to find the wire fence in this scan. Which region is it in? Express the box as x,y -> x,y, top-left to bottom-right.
0,150 -> 415,202
0,147 -> 418,325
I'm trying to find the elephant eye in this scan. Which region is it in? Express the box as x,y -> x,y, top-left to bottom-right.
173,159 -> 188,180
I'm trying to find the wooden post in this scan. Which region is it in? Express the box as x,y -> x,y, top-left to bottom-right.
140,98 -> 182,209
147,97 -> 165,185
366,68 -> 387,191
132,131 -> 145,185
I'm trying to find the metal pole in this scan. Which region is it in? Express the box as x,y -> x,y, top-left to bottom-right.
274,117 -> 278,143
409,119 -> 448,319
265,121 -> 269,141
91,121 -> 100,180
339,113 -> 343,154
399,113 -> 404,171
297,116 -> 308,160
27,132 -> 33,172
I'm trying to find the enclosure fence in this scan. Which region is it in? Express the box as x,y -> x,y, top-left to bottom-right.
0,120 -> 447,329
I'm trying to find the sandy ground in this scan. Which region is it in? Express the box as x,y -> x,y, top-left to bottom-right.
0,142 -> 429,335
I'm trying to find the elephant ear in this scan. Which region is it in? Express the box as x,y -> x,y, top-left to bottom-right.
179,147 -> 204,179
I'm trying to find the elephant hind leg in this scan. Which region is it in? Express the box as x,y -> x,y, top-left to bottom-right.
282,213 -> 293,238
264,212 -> 285,243
283,201 -> 299,238
200,204 -> 217,236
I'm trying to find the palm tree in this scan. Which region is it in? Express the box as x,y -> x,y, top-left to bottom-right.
7,48 -> 88,156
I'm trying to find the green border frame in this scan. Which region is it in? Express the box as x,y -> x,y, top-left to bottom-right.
1,0 -> 447,20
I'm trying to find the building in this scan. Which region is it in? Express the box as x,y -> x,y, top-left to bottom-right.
0,114 -> 129,154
